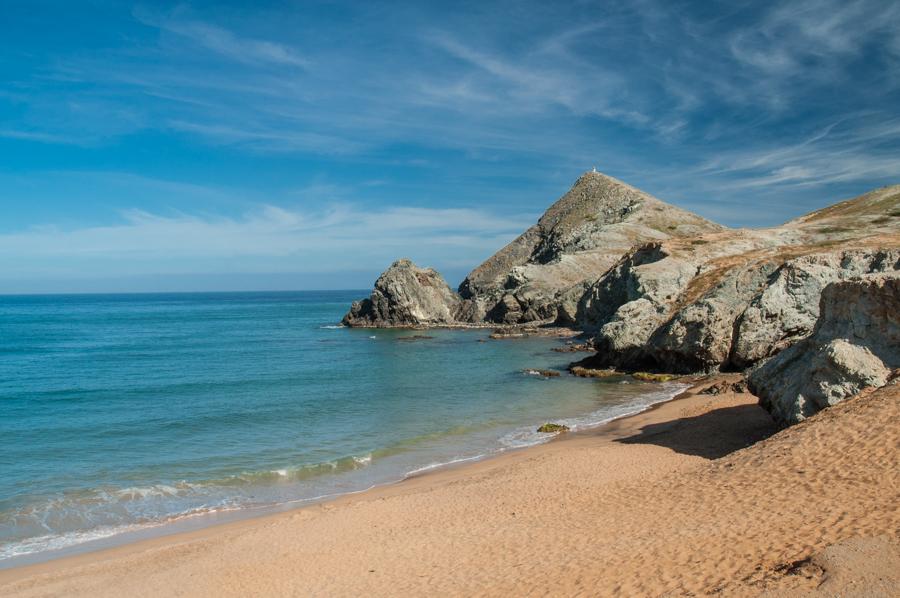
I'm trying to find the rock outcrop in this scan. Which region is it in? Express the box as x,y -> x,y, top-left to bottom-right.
459,171 -> 723,324
345,171 -> 723,328
342,259 -> 461,327
731,249 -> 900,367
748,274 -> 900,425
344,177 -> 900,426
344,179 -> 899,387
574,185 -> 900,373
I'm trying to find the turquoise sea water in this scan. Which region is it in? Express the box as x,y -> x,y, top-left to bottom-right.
0,291 -> 683,565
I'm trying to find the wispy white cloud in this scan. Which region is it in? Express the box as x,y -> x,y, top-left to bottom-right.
695,113 -> 900,191
133,7 -> 309,68
165,120 -> 366,154
2,0 -> 899,245
725,0 -> 900,108
425,32 -> 646,124
0,202 -> 537,280
0,129 -> 80,144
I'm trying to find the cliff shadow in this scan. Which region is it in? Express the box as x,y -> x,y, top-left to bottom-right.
615,403 -> 777,459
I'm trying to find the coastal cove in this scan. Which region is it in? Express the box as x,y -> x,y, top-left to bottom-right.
0,291 -> 687,568
2,378 -> 897,596
4,2 -> 900,594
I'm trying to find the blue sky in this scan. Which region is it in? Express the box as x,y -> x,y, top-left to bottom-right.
1,0 -> 899,293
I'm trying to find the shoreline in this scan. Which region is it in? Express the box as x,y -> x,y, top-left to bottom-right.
3,377 -> 897,596
0,377 -> 704,579
0,376 -> 695,573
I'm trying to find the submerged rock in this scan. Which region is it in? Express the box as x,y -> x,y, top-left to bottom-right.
748,274 -> 900,426
524,369 -> 561,378
551,341 -> 594,353
342,259 -> 461,327
488,326 -> 539,339
536,423 -> 570,433
631,372 -> 679,382
570,366 -> 618,378
396,335 -> 435,342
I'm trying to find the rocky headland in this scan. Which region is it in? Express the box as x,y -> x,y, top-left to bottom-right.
345,171 -> 900,424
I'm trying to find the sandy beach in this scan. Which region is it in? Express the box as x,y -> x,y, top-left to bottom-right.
1,377 -> 898,597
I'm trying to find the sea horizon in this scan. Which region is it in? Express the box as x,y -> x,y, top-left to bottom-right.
0,289 -> 373,298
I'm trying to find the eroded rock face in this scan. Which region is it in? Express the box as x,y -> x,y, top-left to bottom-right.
647,260 -> 781,372
578,243 -> 900,374
580,244 -> 700,368
342,259 -> 461,327
748,274 -> 900,426
730,249 -> 900,367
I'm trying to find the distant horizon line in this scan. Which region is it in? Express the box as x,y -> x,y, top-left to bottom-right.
0,288 -> 374,298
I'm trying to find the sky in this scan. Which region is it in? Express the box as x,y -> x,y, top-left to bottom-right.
1,0 -> 899,293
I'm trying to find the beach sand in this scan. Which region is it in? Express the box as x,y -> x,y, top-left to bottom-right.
1,378 -> 898,597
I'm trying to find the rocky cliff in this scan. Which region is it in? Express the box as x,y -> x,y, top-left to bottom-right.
344,177 -> 899,424
572,184 -> 900,372
748,275 -> 900,425
577,246 -> 900,373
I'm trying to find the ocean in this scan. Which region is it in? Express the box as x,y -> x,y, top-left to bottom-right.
0,291 -> 684,566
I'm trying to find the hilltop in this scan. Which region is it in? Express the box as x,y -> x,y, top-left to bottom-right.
458,170 -> 723,323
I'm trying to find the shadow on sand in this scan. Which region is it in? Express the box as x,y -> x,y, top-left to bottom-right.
616,403 -> 777,459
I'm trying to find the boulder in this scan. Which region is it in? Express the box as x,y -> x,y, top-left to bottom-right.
342,259 -> 461,327
748,274 -> 900,425
646,259 -> 780,372
699,378 -> 748,395
582,243 -> 699,368
570,366 -> 619,378
523,369 -> 561,378
536,423 -> 570,433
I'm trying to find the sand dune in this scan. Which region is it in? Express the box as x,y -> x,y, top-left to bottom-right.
1,380 -> 897,597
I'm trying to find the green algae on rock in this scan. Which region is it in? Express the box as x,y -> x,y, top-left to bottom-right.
537,423 -> 570,433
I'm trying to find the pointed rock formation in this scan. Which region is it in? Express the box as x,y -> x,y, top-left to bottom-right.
342,259 -> 461,328
345,171 -> 723,328
458,171 -> 723,324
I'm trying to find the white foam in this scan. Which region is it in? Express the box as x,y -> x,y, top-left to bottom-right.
404,454 -> 489,477
0,524 -> 155,561
499,382 -> 690,449
353,453 -> 373,466
0,503 -> 244,562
